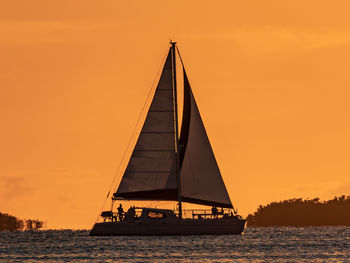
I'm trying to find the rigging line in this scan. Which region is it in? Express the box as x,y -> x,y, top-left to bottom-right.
156,201 -> 174,207
94,45 -> 171,220
175,46 -> 185,68
145,201 -> 157,207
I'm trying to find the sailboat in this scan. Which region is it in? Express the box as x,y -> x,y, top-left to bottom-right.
90,42 -> 246,236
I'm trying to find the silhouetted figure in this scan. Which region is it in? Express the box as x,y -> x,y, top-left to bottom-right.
112,214 -> 117,222
125,206 -> 136,221
117,204 -> 124,221
212,206 -> 218,218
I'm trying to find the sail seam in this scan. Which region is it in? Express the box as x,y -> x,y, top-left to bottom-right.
141,132 -> 174,133
149,110 -> 174,112
133,151 -> 174,152
125,171 -> 176,173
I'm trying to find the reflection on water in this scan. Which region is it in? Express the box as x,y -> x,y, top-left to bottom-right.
1,227 -> 350,262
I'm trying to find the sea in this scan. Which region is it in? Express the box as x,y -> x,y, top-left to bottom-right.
1,227 -> 350,262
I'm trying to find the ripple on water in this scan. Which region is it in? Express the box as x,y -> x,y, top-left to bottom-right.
0,227 -> 350,262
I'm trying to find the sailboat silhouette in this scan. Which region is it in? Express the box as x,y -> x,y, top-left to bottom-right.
90,42 -> 245,235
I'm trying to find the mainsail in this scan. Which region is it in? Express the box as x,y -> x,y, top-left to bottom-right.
114,43 -> 233,209
114,49 -> 178,201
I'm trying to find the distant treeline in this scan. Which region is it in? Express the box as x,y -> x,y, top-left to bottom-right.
247,196 -> 350,227
0,212 -> 44,231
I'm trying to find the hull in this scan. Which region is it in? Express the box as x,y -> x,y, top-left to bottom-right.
90,218 -> 246,236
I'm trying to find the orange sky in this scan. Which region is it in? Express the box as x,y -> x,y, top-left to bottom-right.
1,0 -> 350,229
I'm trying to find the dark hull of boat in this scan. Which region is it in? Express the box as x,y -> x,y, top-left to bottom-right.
89,218 -> 246,236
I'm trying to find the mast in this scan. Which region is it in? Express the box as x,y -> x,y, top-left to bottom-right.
171,41 -> 182,219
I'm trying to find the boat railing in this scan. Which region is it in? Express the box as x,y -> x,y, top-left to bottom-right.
100,207 -> 237,222
100,207 -> 143,222
179,208 -> 235,219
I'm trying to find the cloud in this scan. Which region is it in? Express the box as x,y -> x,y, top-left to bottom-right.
282,179 -> 350,200
0,169 -> 101,201
0,21 -> 100,46
0,176 -> 35,200
0,169 -> 105,228
329,180 -> 350,197
191,27 -> 350,55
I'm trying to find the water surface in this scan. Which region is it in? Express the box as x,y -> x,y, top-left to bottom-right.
1,227 -> 349,262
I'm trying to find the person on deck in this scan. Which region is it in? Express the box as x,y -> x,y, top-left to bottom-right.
117,204 -> 124,221
126,206 -> 136,219
212,206 -> 218,218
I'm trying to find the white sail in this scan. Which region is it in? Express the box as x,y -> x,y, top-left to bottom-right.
180,70 -> 233,208
114,49 -> 178,200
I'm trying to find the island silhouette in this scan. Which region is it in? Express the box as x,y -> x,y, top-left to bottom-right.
0,212 -> 44,231
247,196 -> 350,227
